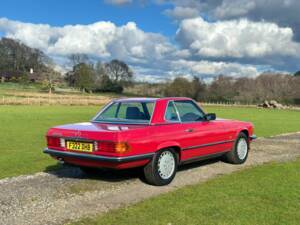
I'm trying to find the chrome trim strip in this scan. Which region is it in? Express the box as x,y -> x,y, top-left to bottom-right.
164,100 -> 181,123
91,101 -> 114,122
182,140 -> 235,151
173,100 -> 182,123
92,100 -> 157,126
43,148 -> 154,163
149,100 -> 157,125
180,150 -> 230,165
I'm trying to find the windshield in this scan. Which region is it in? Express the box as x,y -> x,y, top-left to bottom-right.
93,101 -> 155,124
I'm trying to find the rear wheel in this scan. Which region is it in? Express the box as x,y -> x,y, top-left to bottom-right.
224,133 -> 249,164
144,148 -> 178,186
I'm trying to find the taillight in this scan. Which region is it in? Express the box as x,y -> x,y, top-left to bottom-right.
115,142 -> 131,153
98,142 -> 115,152
47,136 -> 61,147
96,142 -> 131,154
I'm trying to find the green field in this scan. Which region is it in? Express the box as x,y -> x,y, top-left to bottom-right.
0,106 -> 100,179
71,158 -> 300,225
207,106 -> 300,137
0,105 -> 300,179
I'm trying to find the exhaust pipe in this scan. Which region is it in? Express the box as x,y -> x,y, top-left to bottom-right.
57,157 -> 65,164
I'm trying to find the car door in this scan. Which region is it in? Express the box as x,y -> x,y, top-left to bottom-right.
173,100 -> 230,161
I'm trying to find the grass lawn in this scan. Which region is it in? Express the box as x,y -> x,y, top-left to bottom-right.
0,106 -> 100,179
206,106 -> 300,137
71,158 -> 300,225
0,105 -> 299,179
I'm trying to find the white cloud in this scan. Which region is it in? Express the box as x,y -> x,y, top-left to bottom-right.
170,59 -> 259,78
0,17 -> 295,81
164,6 -> 199,20
0,18 -> 174,64
176,17 -> 300,58
160,0 -> 300,40
131,59 -> 260,83
214,0 -> 256,18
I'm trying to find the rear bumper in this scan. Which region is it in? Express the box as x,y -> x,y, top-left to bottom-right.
43,148 -> 154,163
250,135 -> 257,140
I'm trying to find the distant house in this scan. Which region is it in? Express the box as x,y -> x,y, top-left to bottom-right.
0,70 -> 41,83
0,71 -> 23,82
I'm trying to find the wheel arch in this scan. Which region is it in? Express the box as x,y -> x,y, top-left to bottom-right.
237,129 -> 250,147
156,142 -> 182,162
240,129 -> 249,138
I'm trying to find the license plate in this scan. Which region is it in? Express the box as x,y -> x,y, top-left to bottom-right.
66,141 -> 93,152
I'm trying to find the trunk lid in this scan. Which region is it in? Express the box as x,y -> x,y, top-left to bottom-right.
47,122 -> 149,141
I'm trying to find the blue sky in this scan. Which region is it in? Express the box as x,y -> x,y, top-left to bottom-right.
0,0 -> 176,36
0,0 -> 300,81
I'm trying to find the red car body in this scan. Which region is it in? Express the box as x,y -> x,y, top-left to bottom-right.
44,97 -> 255,181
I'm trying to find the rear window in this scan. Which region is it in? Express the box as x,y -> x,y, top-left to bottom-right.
93,101 -> 155,124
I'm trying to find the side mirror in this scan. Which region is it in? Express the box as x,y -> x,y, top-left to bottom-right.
205,113 -> 216,121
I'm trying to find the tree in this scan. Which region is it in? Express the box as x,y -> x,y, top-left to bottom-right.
164,76 -> 206,100
105,59 -> 133,84
40,58 -> 61,94
0,38 -> 48,75
232,77 -> 257,103
209,76 -> 236,102
93,61 -> 106,88
254,73 -> 294,103
73,63 -> 94,92
94,74 -> 123,93
191,76 -> 206,101
164,77 -> 195,98
66,55 -> 94,92
294,71 -> 300,76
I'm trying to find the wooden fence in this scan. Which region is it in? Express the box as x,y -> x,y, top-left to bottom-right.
0,93 -> 112,106
1,93 -> 299,110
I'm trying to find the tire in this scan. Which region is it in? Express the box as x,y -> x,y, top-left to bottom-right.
143,148 -> 178,186
224,132 -> 249,164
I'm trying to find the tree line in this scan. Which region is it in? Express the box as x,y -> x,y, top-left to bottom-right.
163,74 -> 300,105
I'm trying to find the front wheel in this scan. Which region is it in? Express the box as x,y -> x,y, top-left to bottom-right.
144,149 -> 178,186
224,133 -> 249,164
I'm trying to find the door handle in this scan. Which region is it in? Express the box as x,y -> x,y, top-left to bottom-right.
185,128 -> 194,132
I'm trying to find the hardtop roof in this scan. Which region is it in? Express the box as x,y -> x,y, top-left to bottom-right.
113,97 -> 192,102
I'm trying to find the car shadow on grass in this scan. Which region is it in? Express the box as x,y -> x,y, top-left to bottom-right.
44,157 -> 223,184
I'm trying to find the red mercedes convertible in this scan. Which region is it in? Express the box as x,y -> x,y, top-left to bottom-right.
44,97 -> 256,185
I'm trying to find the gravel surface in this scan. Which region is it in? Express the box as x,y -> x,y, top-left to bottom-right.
1,133 -> 300,225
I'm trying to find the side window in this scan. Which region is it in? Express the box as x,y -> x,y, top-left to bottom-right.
165,101 -> 179,122
174,101 -> 205,122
